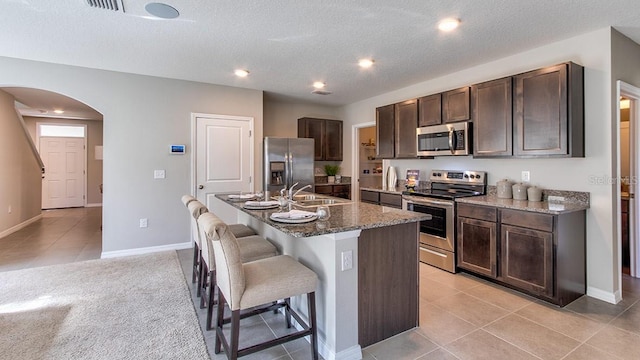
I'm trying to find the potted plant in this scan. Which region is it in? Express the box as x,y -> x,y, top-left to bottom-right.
324,164 -> 340,183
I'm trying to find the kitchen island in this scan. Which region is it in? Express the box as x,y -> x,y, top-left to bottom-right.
217,194 -> 429,360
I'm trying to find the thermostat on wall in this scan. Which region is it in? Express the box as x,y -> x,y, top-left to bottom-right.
170,144 -> 186,154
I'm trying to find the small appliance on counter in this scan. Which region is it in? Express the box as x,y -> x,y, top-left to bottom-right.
385,166 -> 397,189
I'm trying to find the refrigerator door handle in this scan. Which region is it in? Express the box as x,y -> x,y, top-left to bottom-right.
288,152 -> 294,187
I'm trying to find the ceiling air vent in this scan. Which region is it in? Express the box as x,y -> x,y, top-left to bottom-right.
86,0 -> 124,12
311,89 -> 332,95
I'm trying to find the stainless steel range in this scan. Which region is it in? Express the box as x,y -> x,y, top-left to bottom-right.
402,170 -> 487,273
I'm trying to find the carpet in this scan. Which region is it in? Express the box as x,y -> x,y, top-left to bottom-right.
0,251 -> 210,360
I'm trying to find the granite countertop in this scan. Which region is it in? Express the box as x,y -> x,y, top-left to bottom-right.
359,186 -> 405,195
217,193 -> 429,237
456,195 -> 590,215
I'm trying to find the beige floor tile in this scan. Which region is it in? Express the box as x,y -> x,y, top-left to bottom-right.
610,302 -> 640,336
562,344 -> 622,360
427,270 -> 485,291
417,302 -> 477,345
484,314 -> 580,360
516,301 -> 605,342
564,295 -> 635,323
360,349 -> 377,360
416,348 -> 459,360
364,329 -> 438,360
445,329 -> 539,360
463,282 -> 534,312
420,277 -> 461,303
431,292 -> 509,327
586,325 -> 640,360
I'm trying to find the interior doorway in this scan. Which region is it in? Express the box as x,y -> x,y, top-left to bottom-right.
351,122 -> 379,201
618,81 -> 640,286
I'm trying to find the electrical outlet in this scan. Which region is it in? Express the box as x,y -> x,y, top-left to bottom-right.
139,218 -> 148,228
341,250 -> 353,271
521,171 -> 530,182
153,170 -> 166,179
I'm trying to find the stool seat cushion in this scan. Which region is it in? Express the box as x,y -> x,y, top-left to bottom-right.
237,235 -> 278,263
240,255 -> 317,310
228,224 -> 257,238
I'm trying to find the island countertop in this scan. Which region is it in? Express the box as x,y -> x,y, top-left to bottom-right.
216,193 -> 429,237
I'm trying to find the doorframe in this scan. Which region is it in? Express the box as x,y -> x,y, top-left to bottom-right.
190,113 -> 255,196
36,122 -> 88,207
351,121 -> 376,201
617,81 -> 640,287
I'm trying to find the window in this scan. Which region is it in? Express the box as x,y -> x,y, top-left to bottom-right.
39,124 -> 85,138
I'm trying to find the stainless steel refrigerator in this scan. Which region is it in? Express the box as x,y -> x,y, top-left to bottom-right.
263,137 -> 315,193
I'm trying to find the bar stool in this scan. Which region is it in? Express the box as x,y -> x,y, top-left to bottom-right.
198,213 -> 319,360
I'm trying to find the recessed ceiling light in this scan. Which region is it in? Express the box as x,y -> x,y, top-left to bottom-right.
145,2 -> 180,19
313,82 -> 325,89
358,59 -> 375,68
53,109 -> 65,114
438,18 -> 460,32
234,69 -> 250,78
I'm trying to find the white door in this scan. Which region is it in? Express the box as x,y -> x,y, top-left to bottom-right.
40,137 -> 86,209
195,114 -> 253,223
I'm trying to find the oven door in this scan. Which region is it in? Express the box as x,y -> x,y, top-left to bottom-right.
402,197 -> 454,251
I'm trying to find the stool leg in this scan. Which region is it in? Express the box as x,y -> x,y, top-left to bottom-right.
206,269 -> 216,330
307,292 -> 318,360
229,310 -> 240,360
192,243 -> 199,283
284,298 -> 292,328
215,289 -> 225,354
199,263 -> 208,308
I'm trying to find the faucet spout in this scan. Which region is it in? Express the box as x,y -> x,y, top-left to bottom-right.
287,182 -> 300,199
292,184 -> 313,199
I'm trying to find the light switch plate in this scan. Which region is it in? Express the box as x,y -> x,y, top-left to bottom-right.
154,170 -> 165,179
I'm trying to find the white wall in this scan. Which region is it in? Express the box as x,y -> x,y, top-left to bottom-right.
0,90 -> 42,235
339,28 -> 620,301
0,56 -> 263,253
263,97 -> 340,137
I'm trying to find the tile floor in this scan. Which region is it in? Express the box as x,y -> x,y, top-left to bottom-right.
2,208 -> 640,359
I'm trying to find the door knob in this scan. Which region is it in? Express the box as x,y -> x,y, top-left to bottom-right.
198,185 -> 204,190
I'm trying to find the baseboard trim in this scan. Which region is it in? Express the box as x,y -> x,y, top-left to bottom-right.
85,203 -> 102,208
289,312 -> 362,360
587,286 -> 619,304
0,214 -> 43,239
101,241 -> 193,259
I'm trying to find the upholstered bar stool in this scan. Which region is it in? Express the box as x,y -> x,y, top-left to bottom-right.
183,196 -> 256,291
198,213 -> 319,360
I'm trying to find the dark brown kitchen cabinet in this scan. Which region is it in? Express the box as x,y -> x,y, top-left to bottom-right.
298,117 -> 343,161
418,93 -> 442,126
395,99 -> 418,158
472,77 -> 513,157
360,189 -> 380,204
514,62 -> 584,157
457,203 -> 498,278
359,189 -> 401,209
443,86 -> 470,123
376,104 -> 395,159
316,184 -> 351,199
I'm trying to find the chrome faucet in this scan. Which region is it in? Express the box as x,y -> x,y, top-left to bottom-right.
291,184 -> 313,199
287,182 -> 300,200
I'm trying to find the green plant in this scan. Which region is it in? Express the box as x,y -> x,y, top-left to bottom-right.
324,164 -> 340,176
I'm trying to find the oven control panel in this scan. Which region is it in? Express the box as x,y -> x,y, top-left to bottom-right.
429,170 -> 486,184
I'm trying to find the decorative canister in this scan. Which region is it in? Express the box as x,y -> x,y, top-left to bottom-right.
496,179 -> 513,199
527,186 -> 543,202
512,183 -> 528,200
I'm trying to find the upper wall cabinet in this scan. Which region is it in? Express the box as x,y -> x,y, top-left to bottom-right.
298,117 -> 343,161
513,62 -> 584,157
418,93 -> 442,127
472,77 -> 513,157
376,104 -> 396,159
443,86 -> 471,123
395,99 -> 418,158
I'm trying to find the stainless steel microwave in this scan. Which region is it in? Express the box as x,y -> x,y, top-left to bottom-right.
416,121 -> 472,156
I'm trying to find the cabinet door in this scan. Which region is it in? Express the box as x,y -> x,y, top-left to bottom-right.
500,224 -> 554,297
376,104 -> 395,158
395,99 -> 418,158
457,217 -> 497,278
314,185 -> 333,194
298,118 -> 325,161
443,87 -> 470,123
418,94 -> 442,126
472,77 -> 513,157
379,193 -> 402,209
514,63 -> 568,156
360,190 -> 380,204
324,120 -> 343,161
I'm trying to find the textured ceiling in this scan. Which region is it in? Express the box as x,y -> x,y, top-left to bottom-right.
2,0 -> 640,109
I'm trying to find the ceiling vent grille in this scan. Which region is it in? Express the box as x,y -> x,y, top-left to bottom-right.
311,89 -> 332,95
86,0 -> 124,12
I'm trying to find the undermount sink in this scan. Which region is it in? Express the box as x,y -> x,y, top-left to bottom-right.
296,198 -> 351,206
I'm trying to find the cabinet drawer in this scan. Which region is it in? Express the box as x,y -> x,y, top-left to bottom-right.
380,193 -> 402,208
457,203 -> 496,222
501,209 -> 553,232
333,185 -> 350,193
315,185 -> 333,194
361,190 -> 380,203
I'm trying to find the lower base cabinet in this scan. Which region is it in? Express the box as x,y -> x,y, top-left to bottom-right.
456,203 -> 585,306
315,184 -> 351,199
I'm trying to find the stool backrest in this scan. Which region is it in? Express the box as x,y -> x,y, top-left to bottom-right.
198,212 -> 245,311
187,200 -> 208,247
181,194 -> 197,206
